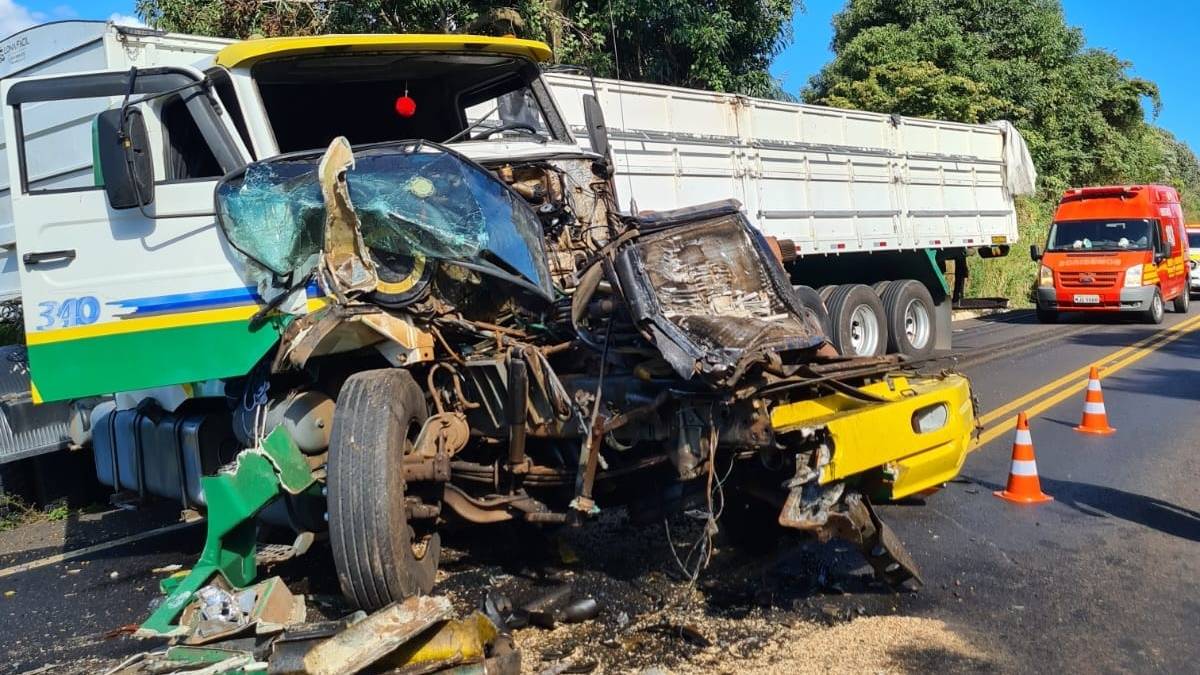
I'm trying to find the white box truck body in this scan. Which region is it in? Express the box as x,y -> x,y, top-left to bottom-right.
546,72 -> 1031,255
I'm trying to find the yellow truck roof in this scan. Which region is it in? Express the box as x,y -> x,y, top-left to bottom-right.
215,33 -> 553,68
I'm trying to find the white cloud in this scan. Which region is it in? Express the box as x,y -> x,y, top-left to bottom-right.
0,0 -> 43,39
108,12 -> 146,28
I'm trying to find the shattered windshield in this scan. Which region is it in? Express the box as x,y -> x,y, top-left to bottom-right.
216,141 -> 553,299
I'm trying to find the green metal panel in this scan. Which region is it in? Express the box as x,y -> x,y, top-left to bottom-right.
924,249 -> 951,295
27,317 -> 286,402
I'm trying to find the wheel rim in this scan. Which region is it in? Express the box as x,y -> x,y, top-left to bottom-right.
849,304 -> 881,355
903,298 -> 931,349
1154,294 -> 1163,319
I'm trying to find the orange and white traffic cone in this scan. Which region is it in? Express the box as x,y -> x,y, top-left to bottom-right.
1074,366 -> 1116,435
994,412 -> 1053,504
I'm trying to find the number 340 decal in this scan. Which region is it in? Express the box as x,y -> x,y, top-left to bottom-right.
36,296 -> 100,330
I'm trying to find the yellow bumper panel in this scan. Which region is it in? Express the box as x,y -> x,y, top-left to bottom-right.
770,374 -> 975,499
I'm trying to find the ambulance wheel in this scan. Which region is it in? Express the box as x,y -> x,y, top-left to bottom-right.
826,284 -> 889,357
1172,287 -> 1190,313
328,368 -> 439,611
1143,289 -> 1164,324
1035,307 -> 1058,324
881,280 -> 936,358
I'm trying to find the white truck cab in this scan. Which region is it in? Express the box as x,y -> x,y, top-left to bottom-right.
2,30 -> 588,404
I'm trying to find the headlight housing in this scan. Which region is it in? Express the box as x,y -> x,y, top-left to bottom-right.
1123,264 -> 1144,288
1038,264 -> 1054,288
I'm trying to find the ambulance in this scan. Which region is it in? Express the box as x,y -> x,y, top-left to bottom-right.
1032,185 -> 1190,324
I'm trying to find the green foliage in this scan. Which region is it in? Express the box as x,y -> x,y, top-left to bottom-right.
966,195 -> 1056,307
804,0 -> 1197,199
135,0 -> 801,98
808,0 -> 1200,302
0,494 -> 70,531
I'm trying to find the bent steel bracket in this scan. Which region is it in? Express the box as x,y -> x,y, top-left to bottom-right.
318,136 -> 378,301
138,426 -> 314,637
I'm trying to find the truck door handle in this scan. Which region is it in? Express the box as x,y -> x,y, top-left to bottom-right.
23,249 -> 76,266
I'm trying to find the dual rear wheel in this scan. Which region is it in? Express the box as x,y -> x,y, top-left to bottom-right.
800,281 -> 937,358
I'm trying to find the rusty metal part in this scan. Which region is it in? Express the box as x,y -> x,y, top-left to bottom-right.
411,412 -> 470,461
778,480 -> 845,530
316,136 -> 377,300
442,485 -> 520,524
426,364 -> 481,415
405,501 -> 441,520
539,341 -> 575,356
441,485 -> 561,524
403,412 -> 468,484
301,595 -> 452,675
449,454 -> 670,487
402,460 -> 449,483
570,414 -> 606,515
431,325 -> 467,365
273,304 -> 434,371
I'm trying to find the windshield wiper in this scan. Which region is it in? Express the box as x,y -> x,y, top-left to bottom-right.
443,105 -> 500,144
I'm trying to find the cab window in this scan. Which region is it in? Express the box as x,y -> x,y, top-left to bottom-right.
160,93 -> 222,181
251,53 -> 564,153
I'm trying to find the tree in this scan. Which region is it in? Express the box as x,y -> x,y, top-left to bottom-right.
135,0 -> 801,98
803,0 -> 1190,195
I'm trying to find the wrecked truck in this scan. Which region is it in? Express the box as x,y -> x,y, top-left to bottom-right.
0,32 -> 975,620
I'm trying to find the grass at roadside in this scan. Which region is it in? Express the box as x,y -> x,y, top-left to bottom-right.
0,494 -> 69,531
966,196 -> 1055,308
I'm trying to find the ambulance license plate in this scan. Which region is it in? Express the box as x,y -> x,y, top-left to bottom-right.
1073,294 -> 1100,304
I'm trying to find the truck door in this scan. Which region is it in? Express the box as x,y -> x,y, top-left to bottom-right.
1154,218 -> 1180,295
2,67 -> 273,403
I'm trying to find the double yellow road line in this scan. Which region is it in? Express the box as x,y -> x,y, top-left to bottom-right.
972,313 -> 1200,450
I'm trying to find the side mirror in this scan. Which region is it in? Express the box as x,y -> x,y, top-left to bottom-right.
95,107 -> 154,209
1029,244 -> 1042,261
582,93 -> 611,161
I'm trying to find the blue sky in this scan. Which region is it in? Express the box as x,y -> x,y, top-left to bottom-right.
3,0 -> 1196,152
772,0 -> 1199,152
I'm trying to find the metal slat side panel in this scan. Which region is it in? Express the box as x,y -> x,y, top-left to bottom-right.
0,346 -> 70,462
546,73 -> 1020,254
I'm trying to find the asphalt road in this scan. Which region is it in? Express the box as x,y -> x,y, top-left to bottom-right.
1,308 -> 1198,673
879,308 -> 1200,673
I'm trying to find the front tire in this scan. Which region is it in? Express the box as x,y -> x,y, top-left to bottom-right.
1035,306 -> 1058,324
1172,287 -> 1190,313
1143,289 -> 1165,324
329,369 -> 439,611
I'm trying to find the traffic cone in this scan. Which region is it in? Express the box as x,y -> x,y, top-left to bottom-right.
1074,366 -> 1116,435
994,413 -> 1053,504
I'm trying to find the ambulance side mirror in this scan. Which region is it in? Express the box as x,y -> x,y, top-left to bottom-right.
96,107 -> 155,210
1029,244 -> 1042,261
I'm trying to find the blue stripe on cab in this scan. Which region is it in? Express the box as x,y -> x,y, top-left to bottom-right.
109,283 -> 326,316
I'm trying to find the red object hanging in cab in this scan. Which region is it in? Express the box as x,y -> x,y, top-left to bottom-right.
395,94 -> 417,118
